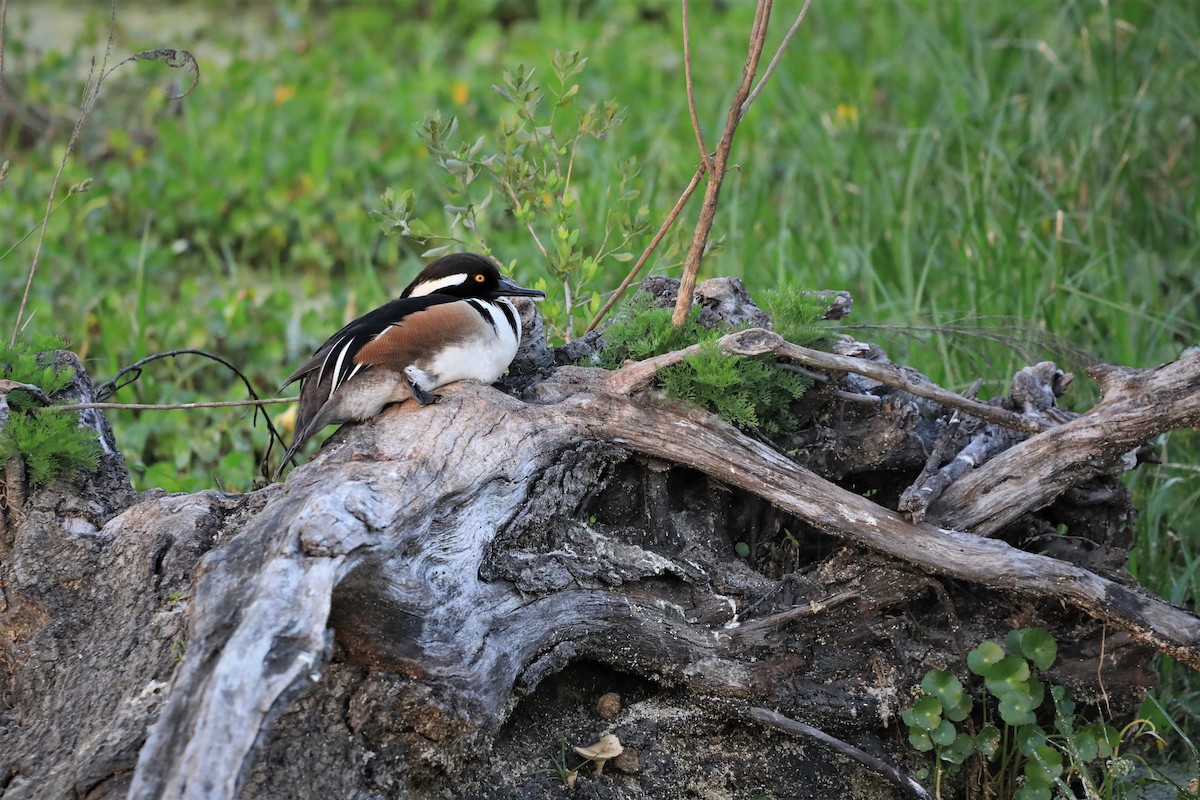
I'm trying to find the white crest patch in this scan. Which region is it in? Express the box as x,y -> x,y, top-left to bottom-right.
408,273 -> 470,297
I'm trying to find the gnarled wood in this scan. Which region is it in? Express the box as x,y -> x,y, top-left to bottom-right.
3,332 -> 1196,799
928,349 -> 1200,534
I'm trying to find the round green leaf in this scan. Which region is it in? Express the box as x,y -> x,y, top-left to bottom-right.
931,719 -> 957,747
976,725 -> 1002,759
984,656 -> 1031,697
903,695 -> 944,732
1015,723 -> 1048,756
944,694 -> 973,722
967,641 -> 1006,676
1027,744 -> 1064,781
999,692 -> 1037,726
1079,723 -> 1119,759
1019,628 -> 1058,670
734,541 -> 750,558
908,729 -> 934,752
921,670 -> 966,709
1073,728 -> 1099,762
942,731 -> 976,764
1014,785 -> 1052,800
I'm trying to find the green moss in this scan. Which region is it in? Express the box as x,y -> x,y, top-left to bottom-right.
1,338 -> 101,486
0,409 -> 100,486
598,288 -> 827,434
0,334 -> 78,401
596,292 -> 700,368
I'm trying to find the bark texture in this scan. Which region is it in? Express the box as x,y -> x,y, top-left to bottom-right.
2,293 -> 1196,800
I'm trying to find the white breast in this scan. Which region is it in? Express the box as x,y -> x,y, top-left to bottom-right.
406,298 -> 522,390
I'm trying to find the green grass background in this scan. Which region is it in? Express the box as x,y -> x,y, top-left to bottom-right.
3,0 -> 1198,743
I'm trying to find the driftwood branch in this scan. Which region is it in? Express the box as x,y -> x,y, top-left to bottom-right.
119,349 -> 1199,795
610,327 -> 1043,433
929,350 -> 1200,534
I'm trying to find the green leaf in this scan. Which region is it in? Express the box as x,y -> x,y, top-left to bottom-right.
930,719 -> 957,747
1076,723 -> 1119,760
1027,744 -> 1064,781
967,641 -> 1005,676
983,656 -> 1031,696
941,731 -> 976,764
921,670 -> 966,709
998,688 -> 1038,727
1013,786 -> 1051,800
1018,628 -> 1057,670
1015,723 -> 1048,757
902,696 -> 944,732
734,541 -> 750,558
976,725 -> 1002,759
908,729 -> 934,752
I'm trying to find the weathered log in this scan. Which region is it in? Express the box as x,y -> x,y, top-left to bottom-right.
2,325 -> 1196,798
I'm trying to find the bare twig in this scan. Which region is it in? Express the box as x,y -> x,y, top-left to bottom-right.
739,0 -> 813,119
93,347 -> 290,481
10,6 -> 116,349
608,327 -> 1044,434
102,49 -> 200,99
585,165 -> 705,332
681,0 -> 713,173
50,398 -> 296,413
0,0 -> 8,108
734,591 -> 859,636
8,6 -> 199,348
671,0 -> 779,330
746,708 -> 933,800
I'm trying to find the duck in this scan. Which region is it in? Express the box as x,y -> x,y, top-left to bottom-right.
276,252 -> 544,477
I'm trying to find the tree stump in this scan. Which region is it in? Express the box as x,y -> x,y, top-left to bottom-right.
2,283 -> 1198,799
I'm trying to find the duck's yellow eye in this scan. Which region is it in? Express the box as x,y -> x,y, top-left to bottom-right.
474,273 -> 486,283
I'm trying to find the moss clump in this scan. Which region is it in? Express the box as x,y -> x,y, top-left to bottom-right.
0,334 -> 79,400
1,337 -> 101,486
598,287 -> 830,435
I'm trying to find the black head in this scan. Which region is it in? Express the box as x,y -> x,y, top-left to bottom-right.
401,253 -> 545,300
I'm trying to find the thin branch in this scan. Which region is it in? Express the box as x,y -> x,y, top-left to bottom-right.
494,177 -> 551,263
0,0 -> 8,108
585,165 -> 705,333
671,0 -> 775,330
49,398 -> 296,413
608,327 -> 1044,434
746,708 -> 933,800
734,591 -> 859,637
681,0 -> 713,173
93,347 -> 289,482
10,5 -> 116,348
738,0 -> 813,120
